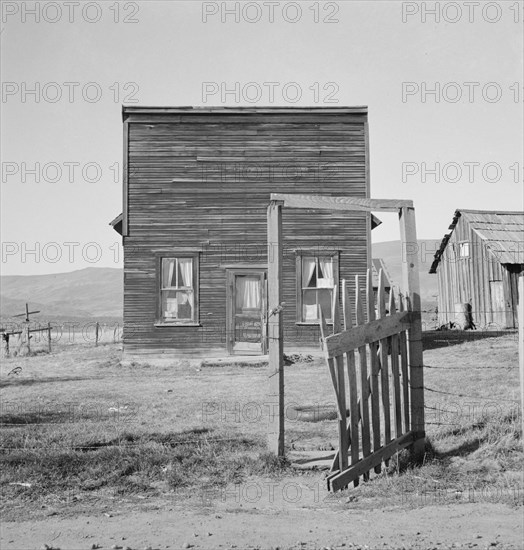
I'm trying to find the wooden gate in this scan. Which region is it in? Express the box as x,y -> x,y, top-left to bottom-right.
267,194 -> 425,469
320,270 -> 423,491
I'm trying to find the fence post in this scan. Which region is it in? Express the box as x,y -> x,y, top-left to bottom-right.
95,322 -> 100,347
519,275 -> 523,440
47,322 -> 52,353
399,206 -> 425,459
267,200 -> 284,457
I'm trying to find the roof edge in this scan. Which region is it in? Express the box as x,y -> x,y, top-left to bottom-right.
122,105 -> 368,117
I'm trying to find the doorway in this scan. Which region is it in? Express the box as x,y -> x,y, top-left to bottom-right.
226,270 -> 267,355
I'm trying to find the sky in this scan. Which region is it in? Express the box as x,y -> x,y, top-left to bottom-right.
1,0 -> 523,275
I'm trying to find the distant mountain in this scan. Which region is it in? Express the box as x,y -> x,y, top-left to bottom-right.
0,267 -> 122,320
372,239 -> 441,309
0,242 -> 440,321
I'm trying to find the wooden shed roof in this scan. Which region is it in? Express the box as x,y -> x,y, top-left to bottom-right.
429,209 -> 524,273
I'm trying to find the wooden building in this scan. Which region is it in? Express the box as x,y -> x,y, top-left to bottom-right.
429,209 -> 523,329
111,106 -> 378,361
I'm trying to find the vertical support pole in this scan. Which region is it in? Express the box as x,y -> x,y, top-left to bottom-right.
95,322 -> 100,347
399,206 -> 425,458
47,322 -> 52,353
518,275 -> 524,440
267,200 -> 284,457
23,322 -> 31,356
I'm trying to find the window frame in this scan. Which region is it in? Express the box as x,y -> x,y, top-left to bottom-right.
295,250 -> 339,325
458,241 -> 470,259
155,252 -> 200,326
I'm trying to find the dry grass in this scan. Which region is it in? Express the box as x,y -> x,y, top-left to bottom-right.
0,333 -> 522,515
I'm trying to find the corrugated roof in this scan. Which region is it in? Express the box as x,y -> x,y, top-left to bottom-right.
429,209 -> 524,273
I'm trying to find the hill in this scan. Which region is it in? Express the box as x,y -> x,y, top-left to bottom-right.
0,267 -> 123,321
372,239 -> 441,310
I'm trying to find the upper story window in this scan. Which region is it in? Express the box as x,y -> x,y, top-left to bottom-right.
159,256 -> 199,324
297,253 -> 339,323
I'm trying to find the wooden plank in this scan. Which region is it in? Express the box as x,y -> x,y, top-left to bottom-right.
328,431 -> 415,492
389,289 -> 402,438
399,206 -> 425,457
267,200 -> 284,457
270,193 -> 413,213
324,311 -> 411,357
377,269 -> 391,451
355,276 -> 371,481
343,279 -> 360,487
332,290 -> 349,475
366,269 -> 382,473
398,292 -> 410,432
122,119 -> 129,236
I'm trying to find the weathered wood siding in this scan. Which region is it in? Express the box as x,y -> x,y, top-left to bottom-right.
122,109 -> 369,355
436,215 -> 519,329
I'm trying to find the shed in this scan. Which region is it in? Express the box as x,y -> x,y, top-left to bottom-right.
429,209 -> 523,329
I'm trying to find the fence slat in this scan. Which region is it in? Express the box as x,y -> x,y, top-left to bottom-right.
378,269 -> 391,451
356,276 -> 371,480
319,309 -> 341,416
389,290 -> 402,438
332,289 -> 349,475
343,279 -> 360,487
366,269 -> 382,474
398,292 -> 410,432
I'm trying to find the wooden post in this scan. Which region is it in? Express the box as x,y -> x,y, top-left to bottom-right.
267,200 -> 284,457
399,206 -> 425,458
518,276 -> 524,440
95,322 -> 100,347
2,333 -> 9,358
47,322 -> 52,353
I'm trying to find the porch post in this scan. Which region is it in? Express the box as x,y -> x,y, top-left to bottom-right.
267,200 -> 284,457
399,206 -> 425,458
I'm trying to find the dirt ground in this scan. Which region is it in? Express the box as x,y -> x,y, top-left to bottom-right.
1,335 -> 522,550
1,491 -> 523,550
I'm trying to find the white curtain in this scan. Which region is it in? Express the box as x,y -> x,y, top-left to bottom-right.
163,259 -> 176,288
236,277 -> 260,310
302,257 -> 316,288
319,258 -> 334,287
178,258 -> 192,288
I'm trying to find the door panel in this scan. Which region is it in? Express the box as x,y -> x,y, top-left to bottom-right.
226,270 -> 266,354
489,281 -> 505,328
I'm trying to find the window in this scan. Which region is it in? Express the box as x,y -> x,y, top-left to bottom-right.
159,256 -> 198,324
297,254 -> 338,323
459,242 -> 470,258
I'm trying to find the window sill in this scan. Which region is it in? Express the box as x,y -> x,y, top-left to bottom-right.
295,322 -> 333,326
154,323 -> 202,328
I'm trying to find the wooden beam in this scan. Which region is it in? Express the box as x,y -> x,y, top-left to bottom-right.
519,275 -> 524,441
328,431 -> 415,492
399,206 -> 425,458
267,200 -> 284,457
270,194 -> 413,213
323,311 -> 411,357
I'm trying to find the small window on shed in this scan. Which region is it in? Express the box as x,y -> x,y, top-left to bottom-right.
159,256 -> 199,324
459,242 -> 470,258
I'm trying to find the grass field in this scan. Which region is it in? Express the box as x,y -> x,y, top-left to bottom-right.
0,333 -> 522,520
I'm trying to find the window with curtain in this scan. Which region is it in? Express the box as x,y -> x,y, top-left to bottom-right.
160,257 -> 196,323
299,255 -> 336,322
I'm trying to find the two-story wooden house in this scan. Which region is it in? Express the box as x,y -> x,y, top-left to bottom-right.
111,106 -> 376,362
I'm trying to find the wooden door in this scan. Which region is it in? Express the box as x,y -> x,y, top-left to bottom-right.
226,270 -> 266,355
489,281 -> 506,328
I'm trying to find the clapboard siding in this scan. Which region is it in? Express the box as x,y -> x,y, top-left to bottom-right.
122,108 -> 369,355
